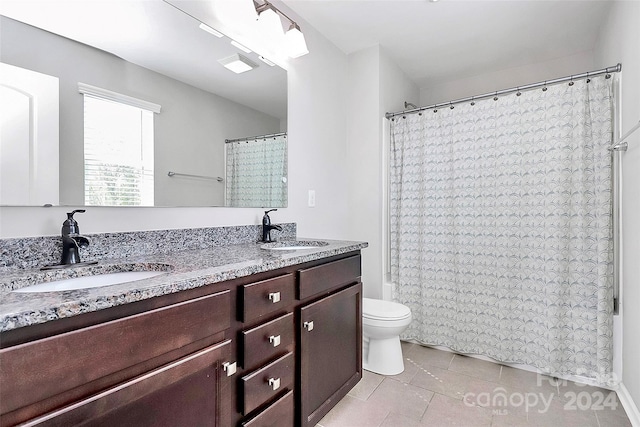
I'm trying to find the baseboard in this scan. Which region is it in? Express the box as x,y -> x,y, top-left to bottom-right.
617,382 -> 640,427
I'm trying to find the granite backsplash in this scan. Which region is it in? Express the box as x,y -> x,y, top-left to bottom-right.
0,223 -> 296,272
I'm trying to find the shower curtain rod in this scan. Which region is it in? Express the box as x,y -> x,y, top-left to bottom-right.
225,132 -> 287,144
385,63 -> 622,120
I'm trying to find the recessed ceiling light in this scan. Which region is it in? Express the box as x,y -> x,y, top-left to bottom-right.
230,40 -> 252,53
218,53 -> 259,74
198,23 -> 223,38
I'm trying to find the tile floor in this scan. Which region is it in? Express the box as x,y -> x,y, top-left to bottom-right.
317,342 -> 632,427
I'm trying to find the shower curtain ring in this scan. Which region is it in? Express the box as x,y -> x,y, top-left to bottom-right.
450,102 -> 454,110
493,91 -> 498,101
470,97 -> 475,106
542,82 -> 548,92
516,87 -> 521,96
568,76 -> 574,86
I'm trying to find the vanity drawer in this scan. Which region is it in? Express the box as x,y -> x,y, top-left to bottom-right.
297,254 -> 361,300
241,352 -> 294,416
240,273 -> 295,323
241,312 -> 294,369
241,390 -> 294,427
0,289 -> 231,417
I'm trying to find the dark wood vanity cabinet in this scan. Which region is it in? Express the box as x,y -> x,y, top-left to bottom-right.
235,253 -> 362,427
0,251 -> 363,427
297,257 -> 363,427
0,287 -> 237,427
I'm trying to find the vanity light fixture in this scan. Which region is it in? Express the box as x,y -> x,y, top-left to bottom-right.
254,0 -> 309,58
218,53 -> 258,74
231,40 -> 252,53
285,22 -> 308,58
255,1 -> 284,42
198,23 -> 223,38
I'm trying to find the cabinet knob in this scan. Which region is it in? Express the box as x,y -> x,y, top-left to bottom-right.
269,335 -> 281,347
268,377 -> 281,391
222,361 -> 237,377
268,292 -> 281,303
303,321 -> 314,332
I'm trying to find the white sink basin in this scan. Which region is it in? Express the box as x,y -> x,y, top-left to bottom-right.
14,271 -> 166,293
260,240 -> 329,251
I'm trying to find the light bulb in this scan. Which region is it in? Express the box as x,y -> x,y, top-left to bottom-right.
286,24 -> 308,58
257,6 -> 284,44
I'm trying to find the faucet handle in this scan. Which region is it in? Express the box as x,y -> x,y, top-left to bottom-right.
62,210 -> 86,235
263,209 -> 277,225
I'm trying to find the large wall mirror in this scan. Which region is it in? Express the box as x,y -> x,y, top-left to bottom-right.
0,0 -> 288,208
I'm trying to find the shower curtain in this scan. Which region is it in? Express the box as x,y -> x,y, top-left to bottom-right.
225,134 -> 287,207
389,76 -> 614,378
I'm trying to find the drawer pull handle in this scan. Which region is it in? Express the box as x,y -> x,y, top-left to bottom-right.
222,361 -> 237,377
303,321 -> 314,332
269,335 -> 281,347
268,292 -> 281,303
268,377 -> 281,391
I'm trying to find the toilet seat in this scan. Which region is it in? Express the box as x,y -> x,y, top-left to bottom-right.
363,298 -> 411,321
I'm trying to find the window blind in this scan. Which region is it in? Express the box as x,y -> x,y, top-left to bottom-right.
83,94 -> 154,206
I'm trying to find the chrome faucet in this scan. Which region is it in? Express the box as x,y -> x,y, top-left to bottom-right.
262,209 -> 283,243
61,210 -> 90,265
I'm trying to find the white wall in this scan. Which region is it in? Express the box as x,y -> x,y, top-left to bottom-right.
0,9 -> 350,240
346,46 -> 382,298
595,1 -> 640,419
420,51 -> 594,106
345,45 -> 418,298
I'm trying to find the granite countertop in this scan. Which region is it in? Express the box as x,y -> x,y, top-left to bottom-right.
0,238 -> 367,332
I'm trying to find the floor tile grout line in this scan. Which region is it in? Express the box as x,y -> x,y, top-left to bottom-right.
407,355 -> 503,385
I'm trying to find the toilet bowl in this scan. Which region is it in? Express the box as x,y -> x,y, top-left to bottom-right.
362,297 -> 412,375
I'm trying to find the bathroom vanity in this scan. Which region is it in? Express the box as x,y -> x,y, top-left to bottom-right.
0,232 -> 366,427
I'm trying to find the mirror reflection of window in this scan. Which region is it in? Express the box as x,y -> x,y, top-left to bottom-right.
82,89 -> 157,206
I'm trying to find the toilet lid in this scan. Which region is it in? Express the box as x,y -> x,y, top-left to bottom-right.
363,298 -> 411,321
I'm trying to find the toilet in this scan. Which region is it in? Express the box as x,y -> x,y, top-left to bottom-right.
362,297 -> 412,375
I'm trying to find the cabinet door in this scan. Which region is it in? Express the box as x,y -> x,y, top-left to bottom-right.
1,289 -> 231,422
24,340 -> 235,427
299,283 -> 362,427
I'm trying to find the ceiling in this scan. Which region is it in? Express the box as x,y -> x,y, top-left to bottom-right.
282,0 -> 613,88
1,0 -> 614,116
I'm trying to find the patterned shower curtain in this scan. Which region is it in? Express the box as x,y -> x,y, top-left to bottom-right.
225,134 -> 287,207
389,76 -> 614,379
